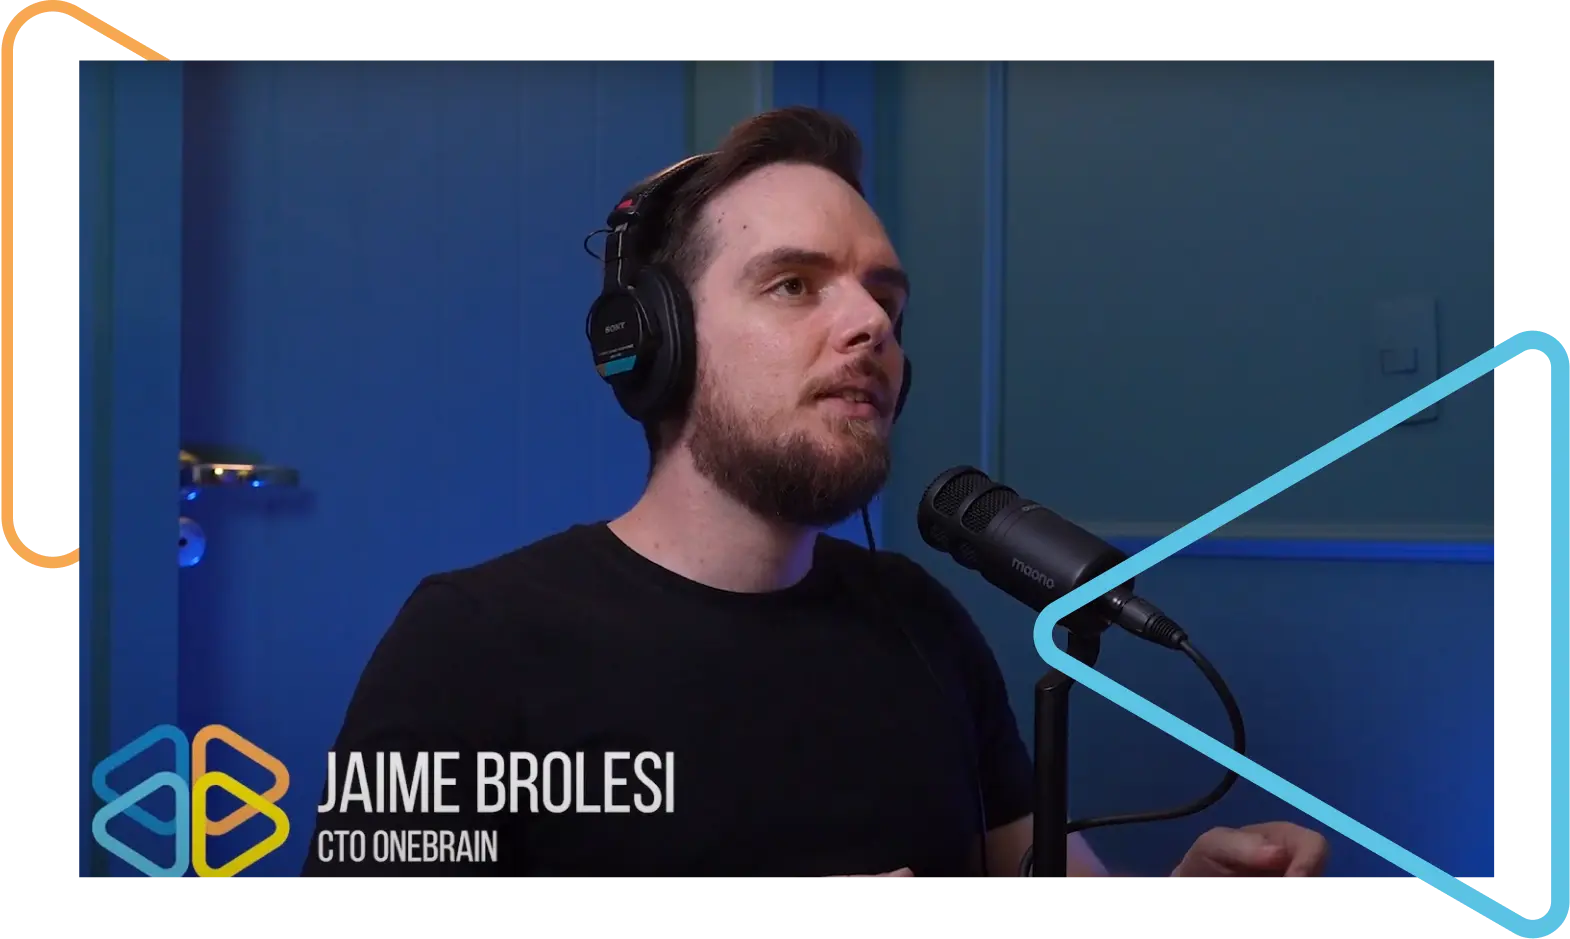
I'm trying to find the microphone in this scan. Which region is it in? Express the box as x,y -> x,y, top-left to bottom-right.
917,466 -> 1187,650
920,466 -> 1249,871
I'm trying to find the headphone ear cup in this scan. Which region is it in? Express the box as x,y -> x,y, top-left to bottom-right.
616,265 -> 694,424
587,285 -> 652,399
893,357 -> 913,424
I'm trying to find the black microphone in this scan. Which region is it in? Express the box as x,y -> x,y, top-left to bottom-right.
917,466 -> 1187,649
920,466 -> 1249,868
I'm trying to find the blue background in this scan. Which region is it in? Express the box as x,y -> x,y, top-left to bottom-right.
80,60 -> 1493,877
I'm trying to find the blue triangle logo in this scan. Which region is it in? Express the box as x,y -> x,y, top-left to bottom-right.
90,770 -> 190,878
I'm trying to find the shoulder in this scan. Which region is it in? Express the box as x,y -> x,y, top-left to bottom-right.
814,533 -> 969,614
408,523 -> 608,616
335,525 -> 610,736
813,534 -> 989,655
366,524 -> 609,668
814,533 -> 1011,710
433,522 -> 609,591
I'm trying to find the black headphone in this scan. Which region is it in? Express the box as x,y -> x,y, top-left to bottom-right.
583,154 -> 984,873
585,152 -> 913,425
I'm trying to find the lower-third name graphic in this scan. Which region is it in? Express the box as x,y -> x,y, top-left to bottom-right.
318,750 -> 675,815
316,828 -> 499,864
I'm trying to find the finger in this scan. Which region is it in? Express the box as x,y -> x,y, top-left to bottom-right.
1193,828 -> 1291,872
1244,823 -> 1330,877
1284,838 -> 1330,877
828,866 -> 916,885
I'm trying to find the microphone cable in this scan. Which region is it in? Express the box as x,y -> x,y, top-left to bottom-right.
858,505 -> 991,877
1016,625 -> 1246,876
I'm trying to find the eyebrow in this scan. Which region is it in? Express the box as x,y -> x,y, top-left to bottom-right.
739,246 -> 911,299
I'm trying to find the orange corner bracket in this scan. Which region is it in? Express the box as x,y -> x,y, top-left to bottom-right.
3,2 -> 166,568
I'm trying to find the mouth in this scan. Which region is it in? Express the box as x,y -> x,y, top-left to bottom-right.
815,384 -> 888,419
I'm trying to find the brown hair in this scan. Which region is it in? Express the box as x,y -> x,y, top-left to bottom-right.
641,106 -> 867,464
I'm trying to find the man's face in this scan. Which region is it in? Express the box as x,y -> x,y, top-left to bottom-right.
675,162 -> 909,529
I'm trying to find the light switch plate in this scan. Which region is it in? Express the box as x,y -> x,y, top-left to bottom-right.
1369,295 -> 1440,424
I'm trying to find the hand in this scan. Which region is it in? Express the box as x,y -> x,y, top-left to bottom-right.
1170,822 -> 1329,877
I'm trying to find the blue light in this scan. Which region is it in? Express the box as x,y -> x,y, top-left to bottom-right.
1106,537 -> 1492,565
178,517 -> 205,568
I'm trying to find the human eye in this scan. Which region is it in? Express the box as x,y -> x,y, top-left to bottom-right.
768,275 -> 813,300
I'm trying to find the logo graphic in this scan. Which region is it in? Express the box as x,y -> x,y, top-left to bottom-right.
90,724 -> 290,877
1034,330 -> 1569,938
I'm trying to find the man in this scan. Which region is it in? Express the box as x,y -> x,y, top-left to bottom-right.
304,106 -> 1328,877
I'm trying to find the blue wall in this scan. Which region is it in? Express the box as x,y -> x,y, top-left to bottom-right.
82,61 -> 1493,878
879,62 -> 1493,876
80,60 -> 186,876
173,61 -> 700,876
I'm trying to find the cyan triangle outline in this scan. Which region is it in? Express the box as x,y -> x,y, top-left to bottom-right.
1033,329 -> 1568,938
90,722 -> 189,837
90,770 -> 190,877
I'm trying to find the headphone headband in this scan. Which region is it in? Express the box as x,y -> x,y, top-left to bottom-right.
585,151 -> 912,426
599,153 -> 713,296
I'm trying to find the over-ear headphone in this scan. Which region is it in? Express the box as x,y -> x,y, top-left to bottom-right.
584,153 -> 914,425
585,155 -> 975,872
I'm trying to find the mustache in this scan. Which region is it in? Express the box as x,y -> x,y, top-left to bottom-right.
801,357 -> 895,409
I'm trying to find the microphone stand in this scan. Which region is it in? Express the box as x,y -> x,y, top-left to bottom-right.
1031,628 -> 1101,877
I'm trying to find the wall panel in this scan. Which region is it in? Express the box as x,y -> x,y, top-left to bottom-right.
881,61 -> 1494,876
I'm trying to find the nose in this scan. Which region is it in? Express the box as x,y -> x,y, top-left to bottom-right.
830,284 -> 897,356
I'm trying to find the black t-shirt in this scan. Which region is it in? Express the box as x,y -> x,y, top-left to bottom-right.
302,522 -> 1032,876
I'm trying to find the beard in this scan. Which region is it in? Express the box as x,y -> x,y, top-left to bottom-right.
682,363 -> 892,529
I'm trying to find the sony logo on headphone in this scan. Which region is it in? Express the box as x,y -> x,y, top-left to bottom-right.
604,322 -> 626,333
